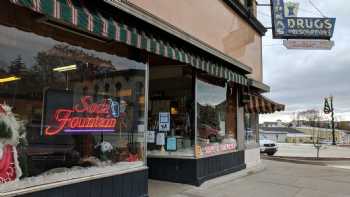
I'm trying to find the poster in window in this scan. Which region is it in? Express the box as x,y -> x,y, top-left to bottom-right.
166,137 -> 177,151
147,130 -> 155,143
156,133 -> 165,145
159,112 -> 170,132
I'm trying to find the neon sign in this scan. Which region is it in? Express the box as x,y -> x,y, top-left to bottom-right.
45,96 -> 120,136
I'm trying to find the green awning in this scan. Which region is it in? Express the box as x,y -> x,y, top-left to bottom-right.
9,0 -> 248,85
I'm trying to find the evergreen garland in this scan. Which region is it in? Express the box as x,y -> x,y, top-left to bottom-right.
0,120 -> 12,139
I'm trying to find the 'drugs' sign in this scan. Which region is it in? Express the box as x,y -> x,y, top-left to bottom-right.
43,89 -> 124,136
271,0 -> 336,39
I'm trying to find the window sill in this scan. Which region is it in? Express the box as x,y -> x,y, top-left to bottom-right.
147,149 -> 195,159
0,162 -> 146,197
196,150 -> 238,159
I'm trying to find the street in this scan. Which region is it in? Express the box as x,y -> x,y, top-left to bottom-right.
275,143 -> 350,158
149,160 -> 350,197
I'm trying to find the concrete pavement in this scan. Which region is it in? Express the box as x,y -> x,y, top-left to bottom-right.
149,160 -> 350,197
275,143 -> 350,158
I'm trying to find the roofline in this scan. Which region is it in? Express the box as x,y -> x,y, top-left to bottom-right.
103,0 -> 252,74
222,0 -> 267,36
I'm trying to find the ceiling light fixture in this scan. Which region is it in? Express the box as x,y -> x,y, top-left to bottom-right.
53,64 -> 77,72
0,76 -> 21,83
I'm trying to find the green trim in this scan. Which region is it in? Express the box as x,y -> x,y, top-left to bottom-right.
41,0 -> 54,16
92,13 -> 102,35
59,1 -> 72,24
150,39 -> 157,53
18,0 -> 33,8
76,8 -> 88,30
130,31 -> 138,47
107,19 -> 116,40
9,0 -> 248,86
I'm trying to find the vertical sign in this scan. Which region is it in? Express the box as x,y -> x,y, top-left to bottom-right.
270,0 -> 336,39
271,0 -> 286,38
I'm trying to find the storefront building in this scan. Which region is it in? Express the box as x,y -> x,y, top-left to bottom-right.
0,0 -> 284,196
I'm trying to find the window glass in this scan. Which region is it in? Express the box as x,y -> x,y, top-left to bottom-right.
244,113 -> 258,144
147,66 -> 195,158
196,78 -> 236,157
0,25 -> 146,192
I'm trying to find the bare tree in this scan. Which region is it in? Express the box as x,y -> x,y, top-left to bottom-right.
298,109 -> 322,159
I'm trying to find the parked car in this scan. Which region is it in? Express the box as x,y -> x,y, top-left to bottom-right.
198,124 -> 220,142
259,139 -> 278,156
319,140 -> 333,145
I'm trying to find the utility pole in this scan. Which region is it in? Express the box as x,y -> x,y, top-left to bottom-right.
330,96 -> 336,145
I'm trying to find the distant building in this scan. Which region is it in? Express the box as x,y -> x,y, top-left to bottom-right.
298,127 -> 348,144
343,131 -> 350,144
260,127 -> 312,143
261,120 -> 285,128
337,121 -> 350,131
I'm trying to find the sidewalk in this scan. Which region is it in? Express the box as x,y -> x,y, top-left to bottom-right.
148,160 -> 350,197
149,162 -> 265,197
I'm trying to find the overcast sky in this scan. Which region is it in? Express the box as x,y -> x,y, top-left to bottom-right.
257,0 -> 350,123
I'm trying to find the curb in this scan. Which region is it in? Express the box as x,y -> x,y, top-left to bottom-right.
262,156 -> 350,166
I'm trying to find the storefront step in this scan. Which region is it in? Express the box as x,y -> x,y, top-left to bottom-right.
16,169 -> 149,197
148,151 -> 246,186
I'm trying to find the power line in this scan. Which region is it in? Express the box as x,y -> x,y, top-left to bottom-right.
308,0 -> 327,17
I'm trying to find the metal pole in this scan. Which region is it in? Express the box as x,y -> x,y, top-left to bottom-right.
331,96 -> 336,145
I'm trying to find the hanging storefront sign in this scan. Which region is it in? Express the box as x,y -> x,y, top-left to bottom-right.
271,0 -> 336,39
284,1 -> 299,17
43,89 -> 124,136
283,39 -> 334,50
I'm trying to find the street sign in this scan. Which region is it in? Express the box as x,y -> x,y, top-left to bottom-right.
283,39 -> 334,50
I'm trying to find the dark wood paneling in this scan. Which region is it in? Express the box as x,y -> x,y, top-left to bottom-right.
18,169 -> 148,197
148,151 -> 246,186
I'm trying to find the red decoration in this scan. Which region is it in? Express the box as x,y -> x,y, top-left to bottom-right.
0,105 -> 5,114
0,145 -> 17,184
45,96 -> 118,136
127,154 -> 139,162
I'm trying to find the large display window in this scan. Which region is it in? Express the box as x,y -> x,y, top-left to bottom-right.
196,77 -> 237,157
147,65 -> 195,158
0,24 -> 146,192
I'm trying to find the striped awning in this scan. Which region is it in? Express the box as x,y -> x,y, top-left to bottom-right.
9,0 -> 248,86
244,94 -> 285,114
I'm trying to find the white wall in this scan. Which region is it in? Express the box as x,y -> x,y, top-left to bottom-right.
260,133 -> 287,143
245,148 -> 260,168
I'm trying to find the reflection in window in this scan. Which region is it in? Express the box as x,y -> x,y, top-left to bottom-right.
147,66 -> 195,157
196,78 -> 236,157
244,113 -> 258,144
0,25 -> 146,191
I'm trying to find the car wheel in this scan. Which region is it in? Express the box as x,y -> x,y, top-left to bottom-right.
267,152 -> 275,156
